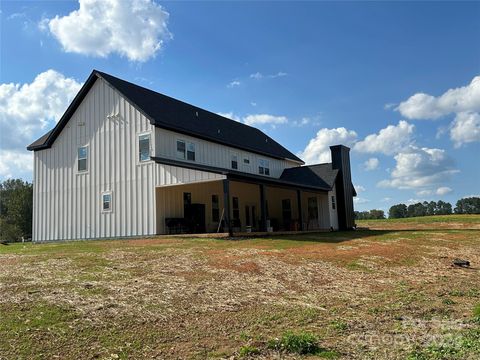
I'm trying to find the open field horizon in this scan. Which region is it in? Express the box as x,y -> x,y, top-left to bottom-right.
1,215 -> 479,359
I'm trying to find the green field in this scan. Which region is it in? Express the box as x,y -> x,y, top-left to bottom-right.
1,215 -> 479,359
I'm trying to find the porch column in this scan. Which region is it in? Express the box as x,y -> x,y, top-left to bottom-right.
297,189 -> 304,231
260,184 -> 267,232
223,179 -> 232,236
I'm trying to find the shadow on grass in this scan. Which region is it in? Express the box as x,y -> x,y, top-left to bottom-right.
239,228 -> 480,244
244,229 -> 396,244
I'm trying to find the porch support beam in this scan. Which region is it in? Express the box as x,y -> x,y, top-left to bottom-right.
223,179 -> 232,236
297,189 -> 304,231
260,184 -> 267,232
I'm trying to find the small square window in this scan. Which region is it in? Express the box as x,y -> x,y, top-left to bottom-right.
78,146 -> 88,172
139,134 -> 150,162
102,193 -> 112,212
243,158 -> 250,164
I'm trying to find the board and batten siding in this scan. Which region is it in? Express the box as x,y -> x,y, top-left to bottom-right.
155,127 -> 300,178
32,78 -> 222,241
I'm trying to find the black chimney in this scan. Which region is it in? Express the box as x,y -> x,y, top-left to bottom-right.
330,145 -> 355,230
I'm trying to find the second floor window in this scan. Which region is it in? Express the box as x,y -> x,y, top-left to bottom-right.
258,159 -> 270,176
187,142 -> 195,161
78,146 -> 88,172
331,195 -> 336,210
139,134 -> 150,162
231,154 -> 238,170
177,140 -> 196,161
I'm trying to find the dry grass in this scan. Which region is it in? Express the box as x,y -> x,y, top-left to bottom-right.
1,215 -> 479,359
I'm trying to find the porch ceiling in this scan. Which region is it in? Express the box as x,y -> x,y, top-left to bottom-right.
151,156 -> 331,193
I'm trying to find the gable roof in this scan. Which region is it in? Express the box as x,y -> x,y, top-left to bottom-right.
280,163 -> 338,190
27,70 -> 304,163
280,162 -> 357,196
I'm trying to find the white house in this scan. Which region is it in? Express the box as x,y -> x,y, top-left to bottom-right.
27,70 -> 356,242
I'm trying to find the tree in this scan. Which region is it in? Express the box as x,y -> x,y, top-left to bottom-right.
425,201 -> 437,216
407,202 -> 427,218
369,209 -> 385,219
0,179 -> 33,241
454,197 -> 480,214
354,211 -> 370,220
436,200 -> 452,215
355,209 -> 385,220
388,204 -> 408,219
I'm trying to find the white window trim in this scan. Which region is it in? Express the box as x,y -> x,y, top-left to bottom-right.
138,131 -> 152,164
102,191 -> 113,213
176,138 -> 186,160
231,152 -> 239,170
77,145 -> 89,174
176,138 -> 196,162
258,158 -> 270,176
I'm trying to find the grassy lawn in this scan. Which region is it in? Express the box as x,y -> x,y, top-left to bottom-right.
1,215 -> 479,359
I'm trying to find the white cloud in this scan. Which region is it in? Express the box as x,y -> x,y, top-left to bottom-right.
462,194 -> 480,199
250,72 -> 263,80
249,71 -> 287,80
250,102 -> 257,107
436,186 -> 452,196
416,189 -> 432,196
243,114 -> 288,127
363,157 -> 379,171
227,80 -> 241,88
355,185 -> 366,193
0,70 -> 82,151
378,146 -> 458,190
449,112 -> 480,147
217,112 -> 288,128
381,197 -> 392,202
297,127 -> 358,164
0,150 -> 33,179
43,0 -> 171,62
217,112 -> 241,122
353,197 -> 369,204
292,117 -> 311,127
396,76 -> 480,120
271,72 -> 288,78
406,198 -> 425,205
354,121 -> 414,155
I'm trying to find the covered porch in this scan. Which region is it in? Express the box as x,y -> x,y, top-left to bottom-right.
155,177 -> 337,236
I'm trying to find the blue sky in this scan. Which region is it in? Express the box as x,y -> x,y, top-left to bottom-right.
1,0 -> 479,212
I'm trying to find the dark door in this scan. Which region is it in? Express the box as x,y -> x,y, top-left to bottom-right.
184,203 -> 206,233
282,199 -> 292,230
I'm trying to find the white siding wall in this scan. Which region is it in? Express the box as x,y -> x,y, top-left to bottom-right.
328,184 -> 339,230
32,78 -> 222,241
155,127 -> 300,178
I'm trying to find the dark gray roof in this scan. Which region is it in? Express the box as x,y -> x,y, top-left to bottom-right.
281,163 -> 357,195
280,163 -> 338,189
28,70 -> 303,163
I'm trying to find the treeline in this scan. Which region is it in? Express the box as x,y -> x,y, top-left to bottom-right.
388,197 -> 480,219
0,179 -> 33,242
354,209 -> 385,220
